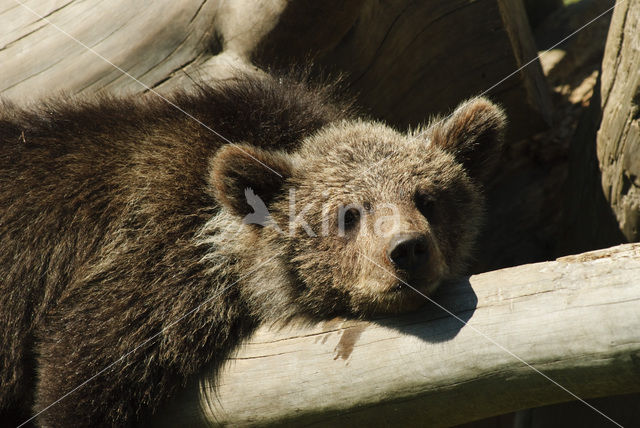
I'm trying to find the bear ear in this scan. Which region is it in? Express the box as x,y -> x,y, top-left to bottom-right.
209,144 -> 294,219
429,97 -> 507,183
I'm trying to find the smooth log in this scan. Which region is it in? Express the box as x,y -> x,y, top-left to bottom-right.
0,0 -> 550,141
155,244 -> 640,427
0,0 -> 222,99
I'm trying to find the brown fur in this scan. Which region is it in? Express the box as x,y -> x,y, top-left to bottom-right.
0,72 -> 505,426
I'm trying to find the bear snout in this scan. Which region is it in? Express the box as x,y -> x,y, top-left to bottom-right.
386,232 -> 430,276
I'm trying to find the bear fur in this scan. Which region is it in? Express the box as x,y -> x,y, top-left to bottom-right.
0,73 -> 505,426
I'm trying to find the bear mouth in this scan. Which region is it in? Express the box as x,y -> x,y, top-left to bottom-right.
387,273 -> 436,294
383,276 -> 443,308
389,281 -> 412,293
373,284 -> 429,314
388,281 -> 435,296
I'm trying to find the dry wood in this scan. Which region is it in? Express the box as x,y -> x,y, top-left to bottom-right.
557,0 -> 626,257
597,0 -> 640,242
0,0 -> 220,99
154,244 -> 640,427
0,0 -> 550,140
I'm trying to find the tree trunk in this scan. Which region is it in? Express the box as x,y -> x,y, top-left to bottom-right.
154,244 -> 640,427
597,0 -> 640,242
560,0 -> 640,252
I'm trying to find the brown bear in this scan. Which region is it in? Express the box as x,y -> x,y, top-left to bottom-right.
0,73 -> 505,426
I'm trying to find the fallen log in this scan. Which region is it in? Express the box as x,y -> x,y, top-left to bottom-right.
155,244 -> 640,427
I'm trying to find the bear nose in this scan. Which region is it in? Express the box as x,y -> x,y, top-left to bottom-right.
387,233 -> 430,273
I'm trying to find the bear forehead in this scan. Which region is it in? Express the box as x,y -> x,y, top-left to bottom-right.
300,119 -> 419,157
291,121 -> 467,198
299,120 -> 456,166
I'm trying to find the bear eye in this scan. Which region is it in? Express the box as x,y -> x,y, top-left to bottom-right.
415,193 -> 436,221
342,207 -> 361,232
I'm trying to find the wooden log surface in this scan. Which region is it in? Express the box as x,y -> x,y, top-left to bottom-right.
0,0 -> 550,140
597,0 -> 640,242
0,0 -> 222,99
155,244 -> 640,427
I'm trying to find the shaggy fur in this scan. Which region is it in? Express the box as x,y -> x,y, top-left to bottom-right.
0,73 -> 505,426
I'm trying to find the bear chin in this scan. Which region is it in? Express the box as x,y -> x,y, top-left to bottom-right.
362,279 -> 443,315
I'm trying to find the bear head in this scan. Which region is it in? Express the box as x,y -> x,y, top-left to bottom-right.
210,97 -> 506,317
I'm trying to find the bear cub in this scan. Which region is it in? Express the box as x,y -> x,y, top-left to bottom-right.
0,73 -> 505,426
